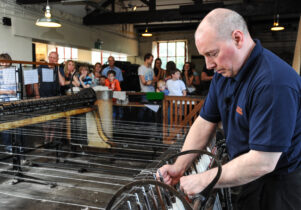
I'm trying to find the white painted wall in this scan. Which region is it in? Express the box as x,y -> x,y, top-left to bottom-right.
0,0 -> 138,63
0,23 -> 32,61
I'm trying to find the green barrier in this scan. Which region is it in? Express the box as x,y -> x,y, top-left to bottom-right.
146,92 -> 164,100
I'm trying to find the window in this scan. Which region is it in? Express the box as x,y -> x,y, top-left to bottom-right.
153,40 -> 187,70
91,50 -> 127,65
47,45 -> 78,64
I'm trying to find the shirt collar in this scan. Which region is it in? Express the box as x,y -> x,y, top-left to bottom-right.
233,39 -> 263,82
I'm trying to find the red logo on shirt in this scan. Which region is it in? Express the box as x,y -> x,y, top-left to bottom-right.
236,106 -> 243,115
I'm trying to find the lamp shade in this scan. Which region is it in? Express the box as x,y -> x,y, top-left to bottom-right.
141,28 -> 152,37
36,18 -> 62,27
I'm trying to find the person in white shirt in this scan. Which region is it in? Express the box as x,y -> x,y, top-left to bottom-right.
166,64 -> 187,96
138,53 -> 155,92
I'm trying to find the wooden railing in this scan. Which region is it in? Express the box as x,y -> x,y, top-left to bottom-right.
162,96 -> 205,144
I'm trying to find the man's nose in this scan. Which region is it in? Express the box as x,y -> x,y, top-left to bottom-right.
205,58 -> 216,70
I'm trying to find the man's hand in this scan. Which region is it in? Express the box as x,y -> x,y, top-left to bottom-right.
180,173 -> 210,196
146,80 -> 153,86
156,164 -> 184,186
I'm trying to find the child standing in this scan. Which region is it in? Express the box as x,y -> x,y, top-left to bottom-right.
105,70 -> 123,120
166,68 -> 187,96
105,70 -> 121,91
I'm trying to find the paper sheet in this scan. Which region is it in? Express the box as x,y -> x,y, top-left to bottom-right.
23,69 -> 38,85
144,104 -> 160,112
42,68 -> 54,82
113,91 -> 126,100
2,67 -> 16,85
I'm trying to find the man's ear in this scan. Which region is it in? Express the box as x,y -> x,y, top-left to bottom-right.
232,30 -> 244,49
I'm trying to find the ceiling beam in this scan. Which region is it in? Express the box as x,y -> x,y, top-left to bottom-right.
16,0 -> 60,3
83,1 -> 301,25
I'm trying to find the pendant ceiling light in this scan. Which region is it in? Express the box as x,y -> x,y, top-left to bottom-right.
141,27 -> 152,37
36,0 -> 61,28
271,14 -> 284,31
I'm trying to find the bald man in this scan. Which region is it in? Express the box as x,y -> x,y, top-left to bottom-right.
158,8 -> 301,209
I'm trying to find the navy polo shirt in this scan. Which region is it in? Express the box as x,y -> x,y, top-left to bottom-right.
200,40 -> 301,174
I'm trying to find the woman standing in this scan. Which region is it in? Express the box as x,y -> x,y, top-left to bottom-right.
181,62 -> 198,94
154,58 -> 166,80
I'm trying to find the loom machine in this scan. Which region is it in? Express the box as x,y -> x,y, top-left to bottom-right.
0,58 -> 230,209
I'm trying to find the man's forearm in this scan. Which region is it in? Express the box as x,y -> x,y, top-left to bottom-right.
175,116 -> 217,173
202,150 -> 281,189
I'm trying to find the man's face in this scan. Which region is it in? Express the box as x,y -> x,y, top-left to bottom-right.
196,28 -> 239,78
108,57 -> 115,67
146,56 -> 154,66
48,52 -> 58,64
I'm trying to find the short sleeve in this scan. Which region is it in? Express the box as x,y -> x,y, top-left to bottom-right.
249,85 -> 298,152
199,79 -> 221,122
138,66 -> 143,76
180,80 -> 186,91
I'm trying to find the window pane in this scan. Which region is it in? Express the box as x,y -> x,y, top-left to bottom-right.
92,51 -> 101,65
65,47 -> 71,59
167,57 -> 176,63
159,43 -> 167,56
176,56 -> 185,70
72,48 -> 78,60
57,47 -> 64,60
161,57 -> 167,69
176,42 -> 185,56
168,42 -> 175,56
111,53 -> 119,60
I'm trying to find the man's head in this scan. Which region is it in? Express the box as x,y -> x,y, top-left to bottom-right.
108,56 -> 115,68
48,51 -> 59,64
107,70 -> 116,82
144,53 -> 154,67
171,69 -> 181,80
195,8 -> 254,78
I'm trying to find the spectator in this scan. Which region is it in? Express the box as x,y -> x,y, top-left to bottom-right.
0,53 -> 16,101
105,70 -> 121,91
34,51 -> 64,98
90,62 -> 102,86
166,66 -> 187,96
138,53 -> 155,93
154,58 -> 166,80
101,56 -> 123,82
164,61 -> 174,81
0,53 -> 20,153
99,75 -> 106,86
60,60 -> 80,94
156,80 -> 169,95
79,65 -> 92,88
182,62 -> 196,94
201,65 -> 214,95
105,70 -> 123,120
